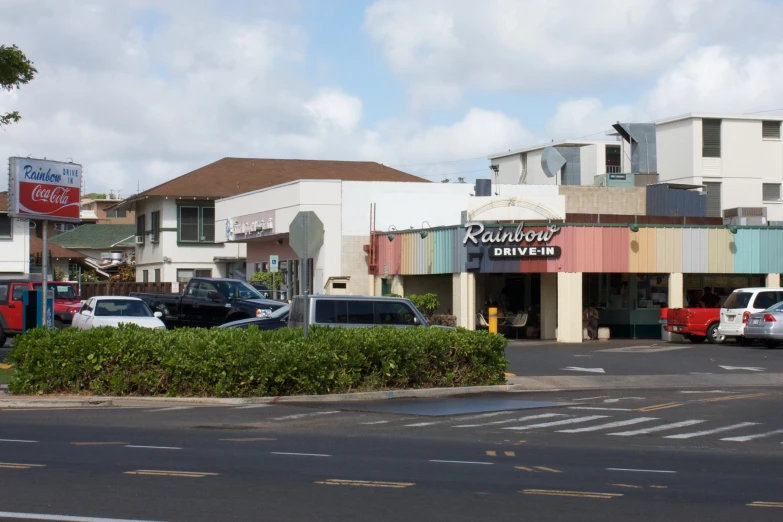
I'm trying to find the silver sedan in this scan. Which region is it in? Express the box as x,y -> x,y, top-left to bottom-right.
743,301 -> 783,347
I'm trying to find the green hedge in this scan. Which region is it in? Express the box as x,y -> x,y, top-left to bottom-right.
8,325 -> 508,397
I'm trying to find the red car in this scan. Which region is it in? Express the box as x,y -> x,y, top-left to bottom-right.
0,281 -> 83,345
665,307 -> 724,344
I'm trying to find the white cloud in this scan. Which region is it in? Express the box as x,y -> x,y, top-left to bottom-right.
545,98 -> 633,141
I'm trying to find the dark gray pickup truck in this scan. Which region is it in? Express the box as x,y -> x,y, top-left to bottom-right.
130,277 -> 285,328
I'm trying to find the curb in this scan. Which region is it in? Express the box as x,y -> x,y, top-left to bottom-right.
0,398 -> 113,409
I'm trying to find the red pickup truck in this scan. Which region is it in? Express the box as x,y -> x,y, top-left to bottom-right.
665,307 -> 724,344
0,281 -> 83,345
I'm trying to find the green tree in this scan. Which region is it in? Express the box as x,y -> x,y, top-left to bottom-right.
249,271 -> 282,290
79,270 -> 100,283
457,177 -> 466,183
0,45 -> 37,127
441,178 -> 450,183
83,192 -> 108,200
407,293 -> 440,319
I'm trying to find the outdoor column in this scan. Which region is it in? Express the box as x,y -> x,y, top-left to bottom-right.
391,275 -> 404,296
452,273 -> 476,329
540,273 -> 557,340
668,273 -> 684,308
766,273 -> 780,288
557,272 -> 583,343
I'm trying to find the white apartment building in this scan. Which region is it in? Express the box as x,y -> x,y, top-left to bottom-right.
0,194 -> 30,278
655,114 -> 783,220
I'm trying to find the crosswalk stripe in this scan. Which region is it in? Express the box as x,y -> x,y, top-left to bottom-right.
271,411 -> 339,421
664,422 -> 760,439
404,422 -> 439,427
608,419 -> 706,436
557,417 -> 658,434
453,413 -> 566,428
450,411 -> 514,421
721,428 -> 783,442
504,415 -> 609,431
145,406 -> 194,412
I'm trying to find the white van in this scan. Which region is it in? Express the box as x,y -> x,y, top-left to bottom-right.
718,287 -> 783,341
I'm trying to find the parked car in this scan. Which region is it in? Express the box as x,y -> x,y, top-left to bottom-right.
288,295 -> 431,329
744,301 -> 783,348
665,307 -> 724,344
72,296 -> 166,330
0,280 -> 83,344
130,278 -> 286,328
718,287 -> 783,343
219,305 -> 290,330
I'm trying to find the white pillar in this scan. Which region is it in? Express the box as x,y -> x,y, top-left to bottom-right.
766,274 -> 780,288
668,273 -> 684,308
391,275 -> 404,296
540,273 -> 557,340
452,272 -> 476,329
557,272 -> 583,343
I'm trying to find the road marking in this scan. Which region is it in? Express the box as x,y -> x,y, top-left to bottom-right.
453,411 -> 514,421
664,422 -> 761,439
535,466 -> 560,473
0,511 -> 166,521
429,460 -> 493,465
504,372 -> 516,377
454,413 -> 566,428
678,390 -> 728,394
522,489 -> 622,499
485,451 -> 497,456
71,442 -> 128,446
404,422 -> 438,427
748,501 -> 783,508
561,367 -> 605,373
598,345 -> 695,353
359,420 -> 390,425
573,396 -> 610,401
602,397 -> 644,403
219,437 -> 276,442
271,411 -> 339,421
144,406 -> 194,413
504,415 -> 609,431
609,483 -> 642,489
271,452 -> 331,457
608,419 -> 706,436
232,404 -> 271,409
515,465 -> 534,472
606,468 -> 676,474
0,439 -> 37,443
504,451 -> 515,457
721,429 -> 783,442
719,365 -> 765,372
315,479 -> 415,489
696,392 -> 769,403
650,485 -> 668,489
125,444 -> 182,450
125,470 -> 218,478
0,463 -> 46,469
569,407 -> 633,411
636,402 -> 683,412
558,417 -> 659,434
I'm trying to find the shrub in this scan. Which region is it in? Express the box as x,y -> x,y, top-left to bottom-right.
249,271 -> 282,290
407,293 -> 439,318
8,325 -> 508,397
430,315 -> 457,327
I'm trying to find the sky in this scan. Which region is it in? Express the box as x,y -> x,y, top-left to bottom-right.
2,0 -> 783,196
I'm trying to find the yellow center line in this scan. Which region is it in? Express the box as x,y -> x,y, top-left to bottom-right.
535,466 -> 561,473
219,438 -> 277,442
0,463 -> 45,469
650,485 -> 668,489
636,402 -> 683,412
748,501 -> 783,508
504,372 -> 517,377
522,489 -> 622,499
515,466 -> 535,472
71,442 -> 128,446
485,450 -> 497,456
504,451 -> 516,457
697,393 -> 769,403
609,483 -> 642,489
315,479 -> 415,488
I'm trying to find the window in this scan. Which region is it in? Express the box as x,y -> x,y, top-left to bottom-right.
142,270 -> 149,283
605,145 -> 621,173
763,183 -> 781,202
150,211 -> 160,243
195,281 -> 218,302
0,214 -> 12,238
136,214 -> 145,245
94,299 -> 153,317
107,209 -> 127,218
702,119 -> 721,158
154,269 -> 160,283
723,292 -> 752,309
753,291 -> 783,310
54,223 -> 76,233
12,285 -> 27,301
315,300 -> 341,324
178,205 -> 215,243
347,301 -> 374,324
0,283 -> 8,303
762,121 -> 781,139
377,302 -> 416,325
177,268 -> 212,284
704,182 -> 722,218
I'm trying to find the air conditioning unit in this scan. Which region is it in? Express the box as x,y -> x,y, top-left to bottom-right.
723,207 -> 767,218
135,236 -> 144,244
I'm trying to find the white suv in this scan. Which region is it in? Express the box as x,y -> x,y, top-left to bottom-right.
718,287 -> 783,341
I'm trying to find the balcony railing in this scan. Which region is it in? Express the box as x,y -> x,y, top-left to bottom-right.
606,165 -> 622,173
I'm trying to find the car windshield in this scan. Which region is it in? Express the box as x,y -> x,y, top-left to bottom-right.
722,292 -> 752,309
214,280 -> 264,300
94,299 -> 153,317
765,301 -> 783,313
33,283 -> 77,299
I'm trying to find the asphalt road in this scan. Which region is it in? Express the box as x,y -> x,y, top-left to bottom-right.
2,389 -> 783,521
505,338 -> 783,377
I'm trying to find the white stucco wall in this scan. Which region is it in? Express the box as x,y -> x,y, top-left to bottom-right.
656,118 -> 697,183
0,216 -> 30,275
492,154 -> 523,185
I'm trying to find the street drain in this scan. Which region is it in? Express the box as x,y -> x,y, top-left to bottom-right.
190,424 -> 258,430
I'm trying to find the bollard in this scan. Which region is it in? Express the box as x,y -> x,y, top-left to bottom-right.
488,307 -> 498,334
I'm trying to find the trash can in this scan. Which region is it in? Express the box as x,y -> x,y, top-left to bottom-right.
659,307 -> 670,342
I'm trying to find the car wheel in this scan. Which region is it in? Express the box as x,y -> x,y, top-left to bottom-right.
0,329 -> 7,347
689,335 -> 706,344
54,319 -> 65,330
706,324 -> 725,345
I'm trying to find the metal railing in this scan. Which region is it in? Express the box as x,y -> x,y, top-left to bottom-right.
606,165 -> 622,173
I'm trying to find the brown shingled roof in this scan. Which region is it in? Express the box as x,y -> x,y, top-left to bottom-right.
122,158 -> 428,204
30,234 -> 85,259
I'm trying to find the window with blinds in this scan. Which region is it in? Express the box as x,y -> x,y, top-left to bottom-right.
704,182 -> 722,217
762,121 -> 781,139
763,183 -> 781,202
702,119 -> 722,158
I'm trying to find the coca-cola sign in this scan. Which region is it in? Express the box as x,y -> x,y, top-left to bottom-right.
9,157 -> 82,222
